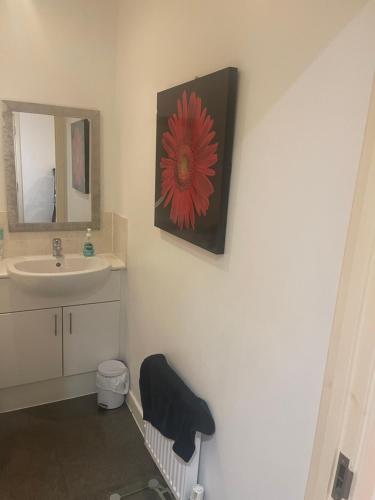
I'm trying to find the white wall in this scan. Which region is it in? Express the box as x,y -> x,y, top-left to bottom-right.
0,0 -> 119,214
114,1 -> 375,499
18,112 -> 55,223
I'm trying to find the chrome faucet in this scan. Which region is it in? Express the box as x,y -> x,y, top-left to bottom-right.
52,238 -> 63,257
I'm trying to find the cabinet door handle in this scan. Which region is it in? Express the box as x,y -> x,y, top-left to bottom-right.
69,312 -> 72,334
54,313 -> 58,336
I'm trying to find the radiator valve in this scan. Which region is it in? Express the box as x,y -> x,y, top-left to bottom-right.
190,484 -> 204,500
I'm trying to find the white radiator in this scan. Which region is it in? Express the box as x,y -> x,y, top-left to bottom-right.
144,421 -> 201,500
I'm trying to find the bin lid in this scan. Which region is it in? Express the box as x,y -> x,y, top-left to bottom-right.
98,360 -> 126,377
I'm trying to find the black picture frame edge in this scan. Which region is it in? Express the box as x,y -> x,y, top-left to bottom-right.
213,67 -> 238,254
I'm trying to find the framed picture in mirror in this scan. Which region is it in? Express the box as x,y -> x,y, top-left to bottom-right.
71,118 -> 90,194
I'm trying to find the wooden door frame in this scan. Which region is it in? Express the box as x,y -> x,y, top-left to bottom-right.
305,76 -> 375,499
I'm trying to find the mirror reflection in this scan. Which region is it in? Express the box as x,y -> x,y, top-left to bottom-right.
13,112 -> 92,224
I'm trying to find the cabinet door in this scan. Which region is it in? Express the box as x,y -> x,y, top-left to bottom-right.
63,301 -> 120,376
0,308 -> 62,389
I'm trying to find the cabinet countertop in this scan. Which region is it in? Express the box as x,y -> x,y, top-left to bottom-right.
0,253 -> 126,279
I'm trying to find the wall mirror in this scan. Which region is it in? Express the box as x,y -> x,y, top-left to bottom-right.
2,100 -> 100,232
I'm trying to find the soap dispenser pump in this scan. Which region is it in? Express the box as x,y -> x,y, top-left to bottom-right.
83,228 -> 95,257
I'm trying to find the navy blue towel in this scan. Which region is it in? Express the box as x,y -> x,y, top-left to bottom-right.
139,354 -> 215,462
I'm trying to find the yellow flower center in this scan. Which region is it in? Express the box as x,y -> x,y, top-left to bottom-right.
176,146 -> 193,189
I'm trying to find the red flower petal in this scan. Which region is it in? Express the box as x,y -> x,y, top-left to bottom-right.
160,91 -> 218,230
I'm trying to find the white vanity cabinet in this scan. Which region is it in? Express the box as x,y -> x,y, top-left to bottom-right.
0,301 -> 120,389
63,302 -> 120,376
0,269 -> 123,390
0,308 -> 63,389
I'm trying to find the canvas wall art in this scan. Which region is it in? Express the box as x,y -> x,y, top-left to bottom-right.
71,118 -> 90,194
154,67 -> 238,254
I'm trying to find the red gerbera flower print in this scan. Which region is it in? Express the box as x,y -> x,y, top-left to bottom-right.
160,91 -> 218,230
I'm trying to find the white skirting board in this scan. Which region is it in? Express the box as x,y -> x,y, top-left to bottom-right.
0,372 -> 96,413
126,389 -> 145,435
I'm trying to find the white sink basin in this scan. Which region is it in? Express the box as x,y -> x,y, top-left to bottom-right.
7,254 -> 111,296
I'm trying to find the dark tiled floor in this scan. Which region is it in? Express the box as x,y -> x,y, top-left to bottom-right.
0,395 -> 164,500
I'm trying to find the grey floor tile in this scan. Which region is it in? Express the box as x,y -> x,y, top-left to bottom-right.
0,395 -> 161,500
125,490 -> 161,499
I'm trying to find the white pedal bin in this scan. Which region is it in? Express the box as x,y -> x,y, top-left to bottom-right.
96,360 -> 129,410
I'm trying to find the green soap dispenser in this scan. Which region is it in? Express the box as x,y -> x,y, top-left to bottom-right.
83,228 -> 95,257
